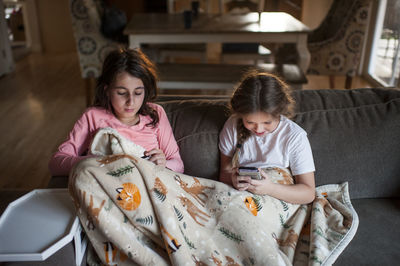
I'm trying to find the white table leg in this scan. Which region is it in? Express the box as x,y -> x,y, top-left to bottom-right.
129,36 -> 141,49
74,221 -> 88,266
389,38 -> 400,86
206,43 -> 221,63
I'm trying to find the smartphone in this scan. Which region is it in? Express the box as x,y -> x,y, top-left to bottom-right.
238,166 -> 262,180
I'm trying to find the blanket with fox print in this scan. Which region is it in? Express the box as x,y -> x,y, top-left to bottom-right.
69,127 -> 358,266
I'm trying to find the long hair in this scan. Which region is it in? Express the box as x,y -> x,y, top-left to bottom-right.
229,70 -> 295,166
93,48 -> 159,127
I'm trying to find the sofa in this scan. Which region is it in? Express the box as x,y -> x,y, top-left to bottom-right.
1,87 -> 399,265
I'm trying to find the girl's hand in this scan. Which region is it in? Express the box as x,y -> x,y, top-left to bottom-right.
245,168 -> 274,195
231,167 -> 252,191
145,149 -> 166,167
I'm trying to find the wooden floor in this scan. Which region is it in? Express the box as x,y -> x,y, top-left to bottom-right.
0,52 -> 372,190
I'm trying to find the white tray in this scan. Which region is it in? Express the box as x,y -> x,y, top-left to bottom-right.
0,189 -> 87,265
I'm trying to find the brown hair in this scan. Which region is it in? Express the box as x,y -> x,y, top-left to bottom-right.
93,48 -> 159,127
230,70 -> 295,156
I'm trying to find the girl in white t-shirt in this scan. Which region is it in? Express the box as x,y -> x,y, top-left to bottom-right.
219,71 -> 315,204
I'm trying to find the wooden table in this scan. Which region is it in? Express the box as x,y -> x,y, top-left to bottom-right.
157,63 -> 307,90
124,12 -> 311,72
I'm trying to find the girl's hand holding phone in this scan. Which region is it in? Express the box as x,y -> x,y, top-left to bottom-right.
231,167 -> 275,195
145,149 -> 166,167
245,169 -> 274,195
231,167 -> 252,191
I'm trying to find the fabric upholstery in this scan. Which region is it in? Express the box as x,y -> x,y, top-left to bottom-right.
161,99 -> 230,179
276,0 -> 372,78
69,0 -> 124,79
294,96 -> 400,199
49,88 -> 400,198
307,0 -> 372,77
160,88 -> 400,199
335,198 -> 400,265
292,88 -> 400,112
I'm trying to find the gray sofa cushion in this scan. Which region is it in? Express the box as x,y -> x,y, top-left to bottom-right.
161,88 -> 400,199
292,88 -> 400,112
295,97 -> 400,199
49,89 -> 400,198
334,198 -> 400,265
161,100 -> 229,179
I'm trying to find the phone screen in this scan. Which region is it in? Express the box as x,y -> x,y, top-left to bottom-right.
238,166 -> 258,171
238,167 -> 261,179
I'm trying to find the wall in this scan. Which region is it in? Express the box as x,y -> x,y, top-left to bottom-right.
34,0 -> 145,54
301,0 -> 333,30
113,0 -> 145,20
35,0 -> 75,53
24,0 -> 43,52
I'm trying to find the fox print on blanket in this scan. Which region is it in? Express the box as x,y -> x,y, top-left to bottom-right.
103,241 -> 128,265
116,183 -> 141,211
160,225 -> 181,254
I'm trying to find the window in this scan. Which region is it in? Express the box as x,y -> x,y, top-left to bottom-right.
367,0 -> 400,87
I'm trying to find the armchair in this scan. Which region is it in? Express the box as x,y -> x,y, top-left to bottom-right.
308,0 -> 372,89
276,0 -> 372,89
69,0 -> 125,106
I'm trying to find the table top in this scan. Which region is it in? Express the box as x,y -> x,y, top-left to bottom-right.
124,12 -> 310,35
0,189 -> 79,261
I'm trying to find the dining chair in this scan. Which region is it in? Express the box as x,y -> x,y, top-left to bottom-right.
69,0 -> 125,106
276,0 -> 372,89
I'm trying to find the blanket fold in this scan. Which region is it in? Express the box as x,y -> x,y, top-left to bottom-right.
69,128 -> 358,266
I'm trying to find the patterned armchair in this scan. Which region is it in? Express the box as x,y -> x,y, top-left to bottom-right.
276,0 -> 372,89
308,0 -> 372,89
69,0 -> 125,105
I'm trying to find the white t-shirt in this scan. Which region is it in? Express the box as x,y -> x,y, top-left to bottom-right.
219,115 -> 315,176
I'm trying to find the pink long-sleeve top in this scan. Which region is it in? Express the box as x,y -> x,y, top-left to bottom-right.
49,103 -> 184,176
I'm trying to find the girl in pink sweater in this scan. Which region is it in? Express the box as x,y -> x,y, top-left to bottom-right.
49,48 -> 184,176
